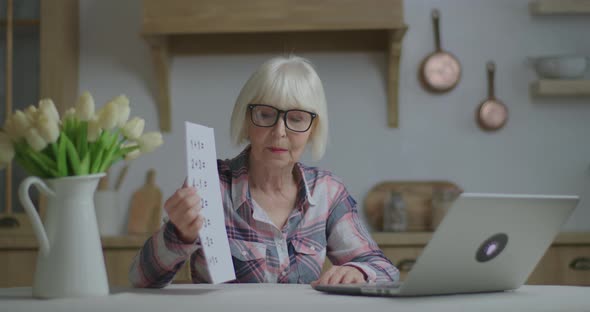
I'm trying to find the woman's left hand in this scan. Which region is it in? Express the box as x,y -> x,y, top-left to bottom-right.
310,266 -> 365,286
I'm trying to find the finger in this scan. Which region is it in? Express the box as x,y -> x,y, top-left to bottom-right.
178,215 -> 203,244
327,268 -> 348,285
168,194 -> 200,228
341,270 -> 363,284
183,177 -> 188,188
164,187 -> 197,215
177,192 -> 201,215
175,199 -> 202,229
182,205 -> 203,228
187,214 -> 205,234
341,272 -> 355,284
317,268 -> 337,285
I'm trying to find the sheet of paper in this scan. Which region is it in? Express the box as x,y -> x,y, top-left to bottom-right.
185,121 -> 236,284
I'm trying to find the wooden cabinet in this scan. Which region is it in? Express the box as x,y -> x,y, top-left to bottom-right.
0,235 -> 191,287
373,232 -> 590,285
1,232 -> 589,287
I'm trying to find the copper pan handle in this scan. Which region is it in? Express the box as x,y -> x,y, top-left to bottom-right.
432,9 -> 441,52
487,61 -> 496,99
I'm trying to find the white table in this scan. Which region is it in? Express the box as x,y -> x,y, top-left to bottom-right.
0,284 -> 589,312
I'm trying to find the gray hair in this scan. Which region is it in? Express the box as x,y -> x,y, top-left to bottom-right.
230,55 -> 328,160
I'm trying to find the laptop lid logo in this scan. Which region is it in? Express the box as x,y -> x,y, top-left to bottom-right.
476,233 -> 508,262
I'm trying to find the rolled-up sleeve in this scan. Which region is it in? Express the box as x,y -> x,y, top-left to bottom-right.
128,221 -> 201,288
325,188 -> 400,283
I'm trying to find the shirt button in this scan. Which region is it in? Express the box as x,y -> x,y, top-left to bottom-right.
281,271 -> 288,276
310,246 -> 316,251
242,251 -> 248,256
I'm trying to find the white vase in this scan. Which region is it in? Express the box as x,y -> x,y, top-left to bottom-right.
95,190 -> 126,236
18,173 -> 110,299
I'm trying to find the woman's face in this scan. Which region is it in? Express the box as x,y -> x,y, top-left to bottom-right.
247,105 -> 313,169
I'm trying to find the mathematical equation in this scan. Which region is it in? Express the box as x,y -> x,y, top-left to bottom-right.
190,159 -> 207,170
190,139 -> 205,151
191,178 -> 208,190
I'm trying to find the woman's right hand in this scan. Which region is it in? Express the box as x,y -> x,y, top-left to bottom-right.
163,179 -> 204,244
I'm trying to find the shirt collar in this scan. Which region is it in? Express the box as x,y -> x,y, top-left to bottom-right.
229,146 -> 316,212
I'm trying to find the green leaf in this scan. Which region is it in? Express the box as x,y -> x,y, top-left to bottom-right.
26,145 -> 57,169
98,130 -> 122,172
63,135 -> 81,175
79,153 -> 90,175
78,122 -> 88,160
114,144 -> 138,160
14,156 -> 47,177
51,141 -> 59,160
57,133 -> 68,176
27,153 -> 53,177
13,143 -> 47,177
90,149 -> 104,173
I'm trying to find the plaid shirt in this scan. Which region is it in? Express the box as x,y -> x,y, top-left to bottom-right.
129,147 -> 399,287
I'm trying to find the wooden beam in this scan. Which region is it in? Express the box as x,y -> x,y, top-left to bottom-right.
170,30 -> 388,54
144,36 -> 171,132
387,27 -> 407,128
530,0 -> 590,15
531,80 -> 590,97
40,0 -> 79,113
142,0 -> 405,34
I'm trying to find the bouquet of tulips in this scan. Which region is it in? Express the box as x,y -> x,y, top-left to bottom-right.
0,92 -> 163,178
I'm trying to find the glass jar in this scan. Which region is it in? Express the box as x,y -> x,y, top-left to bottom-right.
430,188 -> 461,231
383,191 -> 407,232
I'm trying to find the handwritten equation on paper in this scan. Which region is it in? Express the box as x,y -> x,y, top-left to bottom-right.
185,122 -> 235,284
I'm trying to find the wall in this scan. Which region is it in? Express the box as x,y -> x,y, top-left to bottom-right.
79,0 -> 590,231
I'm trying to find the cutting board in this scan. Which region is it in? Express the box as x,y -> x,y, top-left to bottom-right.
127,169 -> 163,234
364,181 -> 462,232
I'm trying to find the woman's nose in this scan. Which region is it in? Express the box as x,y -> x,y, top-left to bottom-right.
272,116 -> 287,137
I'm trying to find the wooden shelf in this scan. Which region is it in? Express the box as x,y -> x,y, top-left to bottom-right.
0,19 -> 40,27
530,0 -> 590,15
371,232 -> 590,246
530,79 -> 590,96
141,0 -> 407,132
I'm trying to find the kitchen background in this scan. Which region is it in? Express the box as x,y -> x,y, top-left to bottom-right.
2,0 -> 590,231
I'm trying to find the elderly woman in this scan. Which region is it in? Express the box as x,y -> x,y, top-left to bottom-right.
129,55 -> 399,287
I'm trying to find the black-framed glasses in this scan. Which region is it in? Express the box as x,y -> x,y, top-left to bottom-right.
248,104 -> 317,133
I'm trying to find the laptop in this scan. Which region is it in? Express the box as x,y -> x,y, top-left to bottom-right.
313,193 -> 579,297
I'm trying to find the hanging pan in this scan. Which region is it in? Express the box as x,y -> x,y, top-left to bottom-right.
419,9 -> 461,93
476,61 -> 508,131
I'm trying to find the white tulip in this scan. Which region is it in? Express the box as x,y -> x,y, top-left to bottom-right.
98,101 -> 118,130
114,95 -> 130,127
87,117 -> 101,142
0,132 -> 15,165
63,108 -> 76,120
24,105 -> 38,124
75,91 -> 95,121
122,142 -> 141,161
3,118 -> 18,139
122,117 -> 144,140
37,113 -> 60,143
137,132 -> 163,153
38,99 -> 60,123
25,128 -> 47,152
125,149 -> 141,161
12,110 -> 32,139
